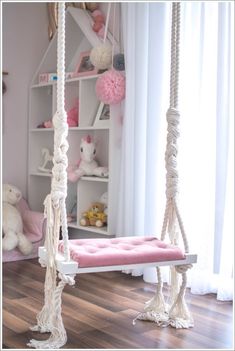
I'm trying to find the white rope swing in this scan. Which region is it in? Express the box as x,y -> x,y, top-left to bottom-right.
28,2 -> 194,349
134,2 -> 193,328
28,3 -> 74,349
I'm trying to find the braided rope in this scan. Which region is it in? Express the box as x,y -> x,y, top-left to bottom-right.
160,2 -> 189,254
28,4 -> 74,348
51,2 -> 70,261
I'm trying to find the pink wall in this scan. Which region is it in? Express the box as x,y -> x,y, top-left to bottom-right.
2,2 -> 49,197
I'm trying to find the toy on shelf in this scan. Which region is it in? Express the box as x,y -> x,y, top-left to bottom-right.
80,202 -> 107,228
67,135 -> 109,182
100,191 -> 108,216
38,72 -> 74,84
2,184 -> 33,255
37,100 -> 79,128
38,148 -> 53,173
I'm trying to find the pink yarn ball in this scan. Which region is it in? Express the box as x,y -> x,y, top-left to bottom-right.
96,69 -> 125,105
91,10 -> 102,18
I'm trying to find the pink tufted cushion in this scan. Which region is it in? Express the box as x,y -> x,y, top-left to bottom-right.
58,236 -> 185,268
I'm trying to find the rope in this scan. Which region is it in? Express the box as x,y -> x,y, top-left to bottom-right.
160,2 -> 189,254
111,3 -> 116,68
103,3 -> 111,43
51,1 -> 70,261
28,4 -> 75,348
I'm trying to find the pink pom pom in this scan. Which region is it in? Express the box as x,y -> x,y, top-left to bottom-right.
92,10 -> 103,18
97,26 -> 105,38
96,69 -> 125,105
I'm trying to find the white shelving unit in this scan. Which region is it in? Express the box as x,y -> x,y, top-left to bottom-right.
28,7 -> 116,237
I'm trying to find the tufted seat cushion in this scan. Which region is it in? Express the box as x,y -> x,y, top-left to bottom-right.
58,236 -> 185,268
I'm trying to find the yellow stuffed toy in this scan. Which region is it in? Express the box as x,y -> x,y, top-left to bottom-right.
80,202 -> 107,228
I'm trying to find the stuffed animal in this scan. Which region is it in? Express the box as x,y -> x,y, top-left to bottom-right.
67,135 -> 109,182
37,100 -> 79,128
80,202 -> 107,227
2,184 -> 33,255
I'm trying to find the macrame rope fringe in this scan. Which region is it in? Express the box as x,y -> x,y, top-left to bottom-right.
28,3 -> 74,349
134,2 -> 193,329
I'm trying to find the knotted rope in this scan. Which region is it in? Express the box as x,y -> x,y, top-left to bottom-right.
135,2 -> 193,328
28,3 -> 75,349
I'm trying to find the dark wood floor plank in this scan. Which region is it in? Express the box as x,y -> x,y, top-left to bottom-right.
2,258 -> 233,349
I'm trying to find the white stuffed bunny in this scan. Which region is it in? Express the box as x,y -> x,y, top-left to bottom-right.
2,184 -> 33,255
67,135 -> 109,182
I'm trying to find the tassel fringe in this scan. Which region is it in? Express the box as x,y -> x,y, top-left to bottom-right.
134,270 -> 193,329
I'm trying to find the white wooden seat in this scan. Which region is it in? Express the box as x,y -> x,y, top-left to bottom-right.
38,245 -> 197,275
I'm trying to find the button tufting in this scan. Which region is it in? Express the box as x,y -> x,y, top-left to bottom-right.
58,236 -> 185,268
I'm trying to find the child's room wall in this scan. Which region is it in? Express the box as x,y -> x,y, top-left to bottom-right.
2,2 -> 49,197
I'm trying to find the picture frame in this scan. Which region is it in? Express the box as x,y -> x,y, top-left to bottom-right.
73,51 -> 98,77
93,102 -> 110,127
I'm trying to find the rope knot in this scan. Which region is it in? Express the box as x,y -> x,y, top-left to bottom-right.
58,273 -> 75,286
175,264 -> 193,274
166,108 -> 180,125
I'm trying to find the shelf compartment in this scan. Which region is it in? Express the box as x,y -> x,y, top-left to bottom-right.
67,222 -> 109,235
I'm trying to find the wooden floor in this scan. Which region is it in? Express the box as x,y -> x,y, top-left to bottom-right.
2,259 -> 233,349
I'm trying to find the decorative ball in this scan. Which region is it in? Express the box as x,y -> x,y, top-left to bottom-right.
97,26 -> 105,39
113,53 -> 125,71
90,44 -> 112,70
91,10 -> 103,18
93,21 -> 103,32
96,69 -> 125,105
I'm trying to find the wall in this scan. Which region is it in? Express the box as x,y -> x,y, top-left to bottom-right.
2,2 -> 120,198
2,2 -> 49,197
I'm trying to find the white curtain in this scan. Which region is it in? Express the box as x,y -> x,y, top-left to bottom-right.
115,1 -> 234,301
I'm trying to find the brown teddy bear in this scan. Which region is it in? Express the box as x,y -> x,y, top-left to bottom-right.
80,202 -> 107,228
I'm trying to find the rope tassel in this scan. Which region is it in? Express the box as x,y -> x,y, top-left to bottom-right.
133,268 -> 169,325
28,3 -> 73,349
134,2 -> 194,330
168,273 -> 194,328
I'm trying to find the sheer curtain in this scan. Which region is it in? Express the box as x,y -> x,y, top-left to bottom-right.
115,1 -> 234,300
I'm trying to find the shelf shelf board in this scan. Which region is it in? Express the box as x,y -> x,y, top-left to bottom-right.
30,126 -> 109,132
31,74 -> 101,89
80,176 -> 109,182
68,222 -> 109,235
31,82 -> 56,88
29,173 -> 108,183
30,172 -> 52,177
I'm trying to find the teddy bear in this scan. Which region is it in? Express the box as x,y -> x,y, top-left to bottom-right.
80,202 -> 107,228
2,184 -> 33,255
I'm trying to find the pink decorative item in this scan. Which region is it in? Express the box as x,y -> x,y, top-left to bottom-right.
91,9 -> 105,38
67,99 -> 79,127
97,26 -> 105,39
38,100 -> 79,128
91,10 -> 103,18
96,69 -> 125,105
44,120 -> 53,128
